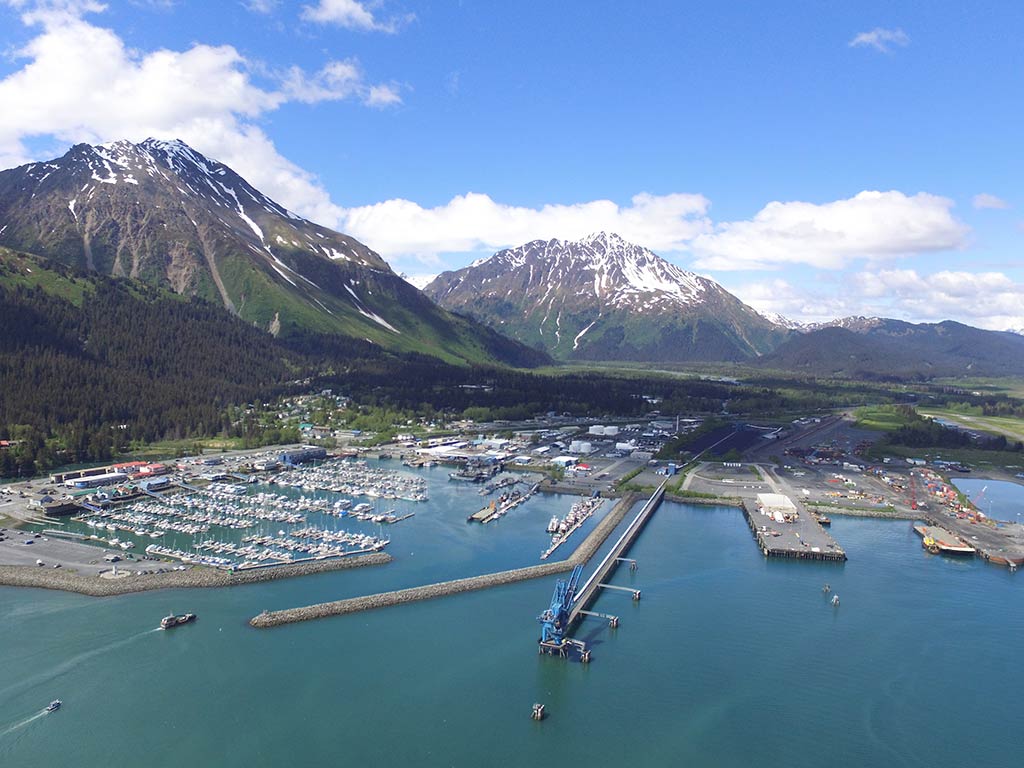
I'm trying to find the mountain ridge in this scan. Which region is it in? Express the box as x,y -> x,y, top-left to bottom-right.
0,138 -> 547,368
757,318 -> 1024,379
424,232 -> 784,362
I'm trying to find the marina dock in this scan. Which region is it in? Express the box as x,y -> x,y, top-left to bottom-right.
250,492 -> 642,628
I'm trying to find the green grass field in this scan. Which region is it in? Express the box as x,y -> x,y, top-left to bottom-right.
918,408 -> 1024,443
853,405 -> 916,432
930,377 -> 1024,399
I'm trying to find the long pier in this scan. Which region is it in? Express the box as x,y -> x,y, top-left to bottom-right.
568,482 -> 666,627
250,492 -> 641,628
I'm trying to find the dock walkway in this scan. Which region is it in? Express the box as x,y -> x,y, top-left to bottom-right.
569,482 -> 666,626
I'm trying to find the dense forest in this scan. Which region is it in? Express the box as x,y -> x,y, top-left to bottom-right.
0,279 -> 305,475
873,405 -> 1024,453
0,261 -> 915,478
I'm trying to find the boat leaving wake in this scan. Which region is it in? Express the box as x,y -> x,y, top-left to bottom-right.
0,627 -> 162,702
0,709 -> 48,739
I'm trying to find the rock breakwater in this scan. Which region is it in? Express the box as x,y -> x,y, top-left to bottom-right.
0,553 -> 391,596
250,493 -> 641,628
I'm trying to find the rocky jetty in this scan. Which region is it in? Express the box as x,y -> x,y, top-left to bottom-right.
250,493 -> 641,628
0,553 -> 391,596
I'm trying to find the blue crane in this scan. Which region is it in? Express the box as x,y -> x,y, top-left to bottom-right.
538,564 -> 584,645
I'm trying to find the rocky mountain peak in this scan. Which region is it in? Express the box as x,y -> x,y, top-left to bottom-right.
0,138 -> 549,366
425,233 -> 784,362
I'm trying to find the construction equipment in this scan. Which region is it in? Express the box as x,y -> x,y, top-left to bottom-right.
970,485 -> 989,518
538,564 -> 583,646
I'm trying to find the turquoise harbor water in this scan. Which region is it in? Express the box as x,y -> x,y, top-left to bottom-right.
952,477 -> 1024,521
2,463 -> 1022,767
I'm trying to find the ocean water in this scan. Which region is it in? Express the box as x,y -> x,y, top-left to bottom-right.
1,466 -> 1021,767
951,477 -> 1024,521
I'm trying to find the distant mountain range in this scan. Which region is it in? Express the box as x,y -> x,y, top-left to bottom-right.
424,232 -> 784,362
2,140 -> 1019,380
423,232 -> 1024,378
757,318 -> 1024,379
0,139 -> 546,368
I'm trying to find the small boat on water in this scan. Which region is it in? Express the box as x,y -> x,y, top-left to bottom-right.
831,594 -> 840,607
46,700 -> 62,712
546,516 -> 560,534
160,612 -> 196,630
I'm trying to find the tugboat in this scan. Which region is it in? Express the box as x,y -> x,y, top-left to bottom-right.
46,700 -> 62,713
160,612 -> 196,629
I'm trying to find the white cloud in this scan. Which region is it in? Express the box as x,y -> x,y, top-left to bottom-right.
728,278 -> 859,326
849,27 -> 910,53
0,4 -> 397,225
689,191 -> 968,271
365,83 -> 402,107
243,0 -> 278,13
4,0 -> 106,26
852,269 -> 1024,330
339,191 -> 711,265
300,0 -> 411,33
732,270 -> 1024,331
973,193 -> 1009,210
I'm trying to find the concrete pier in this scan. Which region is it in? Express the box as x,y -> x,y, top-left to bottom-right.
569,482 -> 665,627
249,492 -> 642,628
741,498 -> 846,562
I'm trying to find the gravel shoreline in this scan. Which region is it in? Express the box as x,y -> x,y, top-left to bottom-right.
0,553 -> 392,596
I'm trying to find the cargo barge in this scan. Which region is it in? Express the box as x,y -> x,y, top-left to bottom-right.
913,524 -> 975,556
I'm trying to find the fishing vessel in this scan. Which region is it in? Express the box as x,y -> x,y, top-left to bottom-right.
160,612 -> 196,629
546,516 -> 560,533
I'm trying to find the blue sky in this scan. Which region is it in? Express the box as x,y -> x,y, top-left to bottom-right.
0,0 -> 1021,329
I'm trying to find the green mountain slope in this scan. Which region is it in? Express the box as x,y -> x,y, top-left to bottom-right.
0,139 -> 546,367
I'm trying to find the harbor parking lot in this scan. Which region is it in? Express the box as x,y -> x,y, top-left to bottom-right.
0,530 -> 140,575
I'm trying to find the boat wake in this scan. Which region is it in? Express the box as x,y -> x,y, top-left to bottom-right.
0,627 -> 161,702
0,709 -> 48,739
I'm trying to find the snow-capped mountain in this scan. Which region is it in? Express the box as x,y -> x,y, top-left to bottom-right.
424,232 -> 785,362
0,139 -> 545,366
804,316 -> 885,333
757,311 -> 805,330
